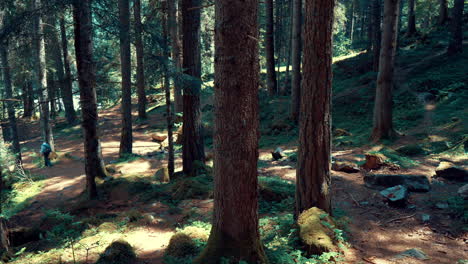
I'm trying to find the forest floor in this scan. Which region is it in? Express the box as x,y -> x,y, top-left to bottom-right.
5,33 -> 468,264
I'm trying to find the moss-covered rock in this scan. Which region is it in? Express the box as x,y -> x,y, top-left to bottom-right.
95,240 -> 136,264
165,233 -> 198,258
396,144 -> 426,156
98,222 -> 119,233
362,153 -> 387,170
171,175 -> 213,200
298,207 -> 339,255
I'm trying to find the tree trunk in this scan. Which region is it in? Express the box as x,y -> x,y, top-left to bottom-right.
162,3 -> 175,178
33,0 -> 55,151
168,0 -> 183,114
350,1 -> 355,44
285,0 -> 293,94
59,15 -> 77,125
295,0 -> 334,217
372,0 -> 382,71
265,0 -> 277,96
73,0 -> 109,200
119,0 -> 133,157
182,0 -> 205,174
406,0 -> 416,36
0,41 -> 22,163
290,0 -> 302,122
134,0 -> 147,119
438,0 -> 448,25
22,81 -> 34,118
194,0 -> 267,261
47,75 -> 57,120
447,0 -> 464,55
371,0 -> 400,141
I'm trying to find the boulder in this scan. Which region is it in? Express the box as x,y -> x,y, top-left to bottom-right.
332,161 -> 360,173
271,147 -> 285,161
96,240 -> 136,264
396,144 -> 426,156
333,128 -> 352,137
362,153 -> 386,170
364,173 -> 430,192
458,184 -> 468,199
297,207 -> 340,255
435,162 -> 468,182
394,248 -> 429,260
380,185 -> 408,207
165,233 -> 198,258
151,133 -> 167,143
154,167 -> 170,183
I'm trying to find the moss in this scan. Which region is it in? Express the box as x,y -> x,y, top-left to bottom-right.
98,222 -> 119,233
95,240 -> 136,264
170,174 -> 213,200
297,207 -> 338,255
396,144 -> 426,156
166,233 -> 199,258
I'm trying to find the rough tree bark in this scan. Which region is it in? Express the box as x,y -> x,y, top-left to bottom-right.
372,0 -> 382,71
193,0 -> 267,260
119,0 -> 133,157
438,0 -> 448,25
168,0 -> 183,113
447,0 -> 464,55
46,75 -> 57,120
406,0 -> 416,36
295,0 -> 334,216
0,40 -> 22,163
22,81 -> 34,118
59,14 -> 77,125
290,0 -> 302,122
33,0 -> 55,150
182,0 -> 205,174
73,0 -> 109,200
134,0 -> 147,119
265,0 -> 277,96
371,0 -> 400,141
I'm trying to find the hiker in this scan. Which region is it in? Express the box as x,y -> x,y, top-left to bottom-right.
40,142 -> 53,167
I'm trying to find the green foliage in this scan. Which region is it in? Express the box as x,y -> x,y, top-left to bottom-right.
447,196 -> 468,223
258,177 -> 295,214
369,148 -> 420,168
43,209 -> 85,246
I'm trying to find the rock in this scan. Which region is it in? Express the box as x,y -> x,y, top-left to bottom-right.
165,233 -> 198,258
332,161 -> 360,173
435,162 -> 468,182
96,240 -> 136,264
458,184 -> 468,199
154,167 -> 170,183
396,144 -> 426,156
394,248 -> 429,260
333,128 -> 352,137
271,147 -> 285,161
380,185 -> 408,207
420,214 -> 430,223
151,133 -> 167,143
297,207 -> 340,255
364,173 -> 430,192
435,202 -> 449,209
362,153 -> 387,170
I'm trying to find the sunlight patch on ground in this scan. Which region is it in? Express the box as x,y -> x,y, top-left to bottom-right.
114,158 -> 153,175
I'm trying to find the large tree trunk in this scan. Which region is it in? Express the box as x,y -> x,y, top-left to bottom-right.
265,0 -> 277,96
194,0 -> 267,261
22,81 -> 34,118
134,0 -> 147,119
168,0 -> 183,114
119,0 -> 133,157
0,41 -> 22,163
295,0 -> 334,217
290,0 -> 302,122
406,0 -> 416,36
59,15 -> 77,125
349,1 -> 355,44
162,4 -> 175,177
438,0 -> 448,25
181,0 -> 205,174
371,0 -> 400,141
73,0 -> 109,200
33,0 -> 55,151
46,75 -> 57,120
447,0 -> 464,55
372,0 -> 382,71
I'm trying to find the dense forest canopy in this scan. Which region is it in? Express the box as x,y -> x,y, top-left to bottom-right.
0,0 -> 466,263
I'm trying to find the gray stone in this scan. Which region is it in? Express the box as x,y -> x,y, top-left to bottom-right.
380,185 -> 408,207
435,162 -> 468,182
364,173 -> 430,192
421,214 -> 430,222
458,184 -> 468,199
394,248 -> 429,260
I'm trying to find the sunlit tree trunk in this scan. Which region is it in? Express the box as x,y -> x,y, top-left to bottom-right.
194,0 -> 267,260
59,14 -> 77,125
295,0 -> 334,216
33,0 -> 55,151
371,0 -> 400,141
290,0 -> 302,122
447,0 -> 464,55
134,0 -> 147,119
182,0 -> 205,174
73,0 -> 109,200
265,0 -> 277,96
119,0 -> 133,157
